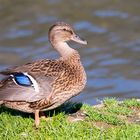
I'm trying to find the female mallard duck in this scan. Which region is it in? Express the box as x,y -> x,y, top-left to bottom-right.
0,22 -> 87,126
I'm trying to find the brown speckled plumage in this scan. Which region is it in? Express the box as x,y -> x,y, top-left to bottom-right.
0,22 -> 87,125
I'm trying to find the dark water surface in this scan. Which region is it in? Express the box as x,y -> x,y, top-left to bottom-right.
0,0 -> 140,105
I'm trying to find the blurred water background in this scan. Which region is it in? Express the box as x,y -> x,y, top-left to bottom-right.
0,0 -> 140,105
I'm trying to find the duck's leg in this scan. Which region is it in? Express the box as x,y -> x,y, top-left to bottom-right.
40,112 -> 50,121
34,110 -> 40,126
40,112 -> 46,119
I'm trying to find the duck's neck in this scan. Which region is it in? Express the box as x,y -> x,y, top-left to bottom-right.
52,41 -> 78,58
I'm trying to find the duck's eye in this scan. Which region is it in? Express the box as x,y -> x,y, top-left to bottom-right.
62,28 -> 73,34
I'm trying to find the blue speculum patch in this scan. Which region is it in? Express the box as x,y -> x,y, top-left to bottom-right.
13,73 -> 32,86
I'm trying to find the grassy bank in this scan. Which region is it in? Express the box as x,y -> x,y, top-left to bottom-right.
0,98 -> 140,140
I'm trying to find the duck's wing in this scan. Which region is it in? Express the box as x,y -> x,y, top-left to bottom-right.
0,59 -> 61,102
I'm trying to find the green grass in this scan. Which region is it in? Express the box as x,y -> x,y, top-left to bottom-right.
0,98 -> 140,140
123,98 -> 140,107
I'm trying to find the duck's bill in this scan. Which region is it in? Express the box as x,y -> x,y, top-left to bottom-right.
71,34 -> 87,45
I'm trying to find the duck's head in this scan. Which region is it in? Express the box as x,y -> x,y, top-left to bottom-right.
49,22 -> 87,45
